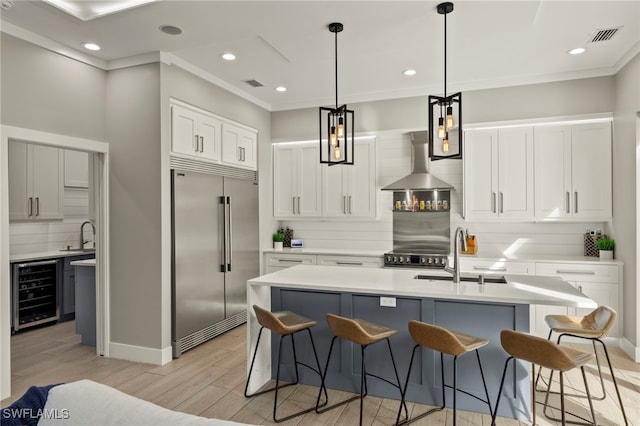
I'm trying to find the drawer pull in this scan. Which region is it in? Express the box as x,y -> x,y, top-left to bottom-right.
555,270 -> 595,275
473,266 -> 507,272
336,261 -> 363,266
278,259 -> 303,263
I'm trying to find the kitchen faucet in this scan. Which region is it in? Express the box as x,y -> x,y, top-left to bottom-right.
444,227 -> 467,284
80,220 -> 96,249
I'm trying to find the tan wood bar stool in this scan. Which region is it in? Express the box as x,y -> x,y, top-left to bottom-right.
396,321 -> 493,426
315,313 -> 408,426
535,305 -> 628,425
244,305 -> 327,423
492,329 -> 597,426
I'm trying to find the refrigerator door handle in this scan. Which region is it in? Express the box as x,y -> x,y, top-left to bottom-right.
220,196 -> 226,272
226,196 -> 232,271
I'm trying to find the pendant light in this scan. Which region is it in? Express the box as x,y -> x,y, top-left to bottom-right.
319,22 -> 354,165
428,2 -> 462,160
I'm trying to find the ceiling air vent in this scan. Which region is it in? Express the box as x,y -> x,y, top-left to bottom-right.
243,79 -> 264,88
589,27 -> 622,43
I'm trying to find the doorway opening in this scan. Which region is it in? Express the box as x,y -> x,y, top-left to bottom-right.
0,125 -> 110,400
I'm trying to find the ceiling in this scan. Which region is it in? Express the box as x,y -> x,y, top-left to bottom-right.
1,1 -> 639,111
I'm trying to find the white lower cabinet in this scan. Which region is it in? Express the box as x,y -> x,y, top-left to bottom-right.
265,253 -> 317,274
531,262 -> 620,338
460,259 -> 535,275
317,255 -> 383,268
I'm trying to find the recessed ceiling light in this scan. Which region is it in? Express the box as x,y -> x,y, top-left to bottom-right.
82,42 -> 101,51
159,25 -> 183,36
221,53 -> 236,61
568,47 -> 586,55
402,69 -> 417,76
275,86 -> 287,92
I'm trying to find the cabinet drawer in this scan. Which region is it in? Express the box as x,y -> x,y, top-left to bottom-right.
535,262 -> 618,283
460,259 -> 535,275
317,255 -> 383,268
265,253 -> 317,267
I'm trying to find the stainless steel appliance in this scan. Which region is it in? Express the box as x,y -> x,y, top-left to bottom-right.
171,169 -> 258,357
382,132 -> 453,269
12,259 -> 60,332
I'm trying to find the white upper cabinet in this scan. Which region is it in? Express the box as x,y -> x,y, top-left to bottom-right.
221,122 -> 257,170
464,127 -> 534,220
322,139 -> 376,218
9,142 -> 64,221
64,149 -> 89,188
171,103 -> 221,162
534,122 -> 611,220
273,142 -> 322,218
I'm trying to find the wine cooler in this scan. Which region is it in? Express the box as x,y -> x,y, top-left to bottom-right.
12,259 -> 60,332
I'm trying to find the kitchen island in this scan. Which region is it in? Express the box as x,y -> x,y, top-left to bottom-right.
246,265 -> 597,421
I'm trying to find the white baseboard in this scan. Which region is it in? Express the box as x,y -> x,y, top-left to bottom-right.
619,336 -> 640,362
109,342 -> 173,365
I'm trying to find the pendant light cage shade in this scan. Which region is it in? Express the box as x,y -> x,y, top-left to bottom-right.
319,22 -> 355,166
428,2 -> 463,161
428,92 -> 462,160
320,105 -> 355,165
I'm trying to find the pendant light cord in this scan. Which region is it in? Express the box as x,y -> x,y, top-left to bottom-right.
443,10 -> 447,100
334,28 -> 339,109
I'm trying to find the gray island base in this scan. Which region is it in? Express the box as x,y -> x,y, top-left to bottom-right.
247,265 -> 597,422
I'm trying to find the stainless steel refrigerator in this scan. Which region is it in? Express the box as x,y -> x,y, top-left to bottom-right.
171,169 -> 258,357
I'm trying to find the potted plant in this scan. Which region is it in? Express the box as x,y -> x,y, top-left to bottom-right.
273,232 -> 285,250
597,238 -> 615,260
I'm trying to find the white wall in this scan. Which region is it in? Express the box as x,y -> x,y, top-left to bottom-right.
612,52 -> 639,350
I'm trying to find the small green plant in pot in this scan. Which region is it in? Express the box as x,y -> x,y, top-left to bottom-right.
273,232 -> 285,250
597,238 -> 615,260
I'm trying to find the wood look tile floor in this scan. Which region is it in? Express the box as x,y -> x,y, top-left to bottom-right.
2,321 -> 639,425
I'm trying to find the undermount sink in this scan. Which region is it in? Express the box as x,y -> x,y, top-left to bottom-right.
60,247 -> 95,253
414,274 -> 508,284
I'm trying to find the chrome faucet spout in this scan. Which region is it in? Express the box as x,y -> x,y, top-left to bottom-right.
444,227 -> 467,284
80,220 -> 96,249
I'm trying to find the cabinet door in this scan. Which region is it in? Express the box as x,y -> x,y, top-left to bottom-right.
8,141 -> 30,220
31,145 -> 64,220
296,143 -> 321,217
273,144 -> 297,218
64,149 -> 89,188
348,140 -> 376,217
322,164 -> 348,217
534,126 -> 572,219
221,124 -> 256,170
198,115 -> 222,162
498,127 -> 534,219
463,129 -> 498,219
571,122 -> 611,219
171,104 -> 199,156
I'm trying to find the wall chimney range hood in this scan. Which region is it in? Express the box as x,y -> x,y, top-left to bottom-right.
381,131 -> 453,191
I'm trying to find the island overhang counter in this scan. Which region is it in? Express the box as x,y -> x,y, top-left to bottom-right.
246,265 -> 597,421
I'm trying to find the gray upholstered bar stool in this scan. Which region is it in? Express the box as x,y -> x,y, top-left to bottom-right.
316,313 -> 408,426
493,329 -> 597,426
244,305 -> 327,423
396,320 -> 493,426
536,305 -> 628,425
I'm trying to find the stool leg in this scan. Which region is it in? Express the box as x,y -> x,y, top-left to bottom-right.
272,335 -> 285,422
290,332 -> 300,385
542,369 -> 556,419
560,371 -> 566,425
491,356 -> 514,426
316,336 -> 337,412
452,355 -> 458,426
475,349 -> 493,417
440,352 -> 446,410
385,338 -> 408,421
244,327 -> 265,397
597,338 -> 629,425
396,344 -> 419,425
306,328 -> 328,407
590,339 -> 607,399
359,344 -> 366,426
580,366 -> 597,425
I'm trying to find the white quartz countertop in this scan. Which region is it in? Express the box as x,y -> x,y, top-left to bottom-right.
263,248 -> 386,257
10,250 -> 96,263
70,259 -> 96,267
248,265 -> 597,308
